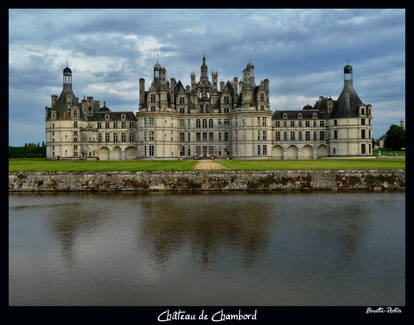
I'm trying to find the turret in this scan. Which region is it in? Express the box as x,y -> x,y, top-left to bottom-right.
139,78 -> 145,106
212,72 -> 218,90
200,55 -> 208,81
344,64 -> 353,86
63,66 -> 72,91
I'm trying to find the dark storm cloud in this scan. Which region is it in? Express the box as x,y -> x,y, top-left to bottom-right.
9,9 -> 405,145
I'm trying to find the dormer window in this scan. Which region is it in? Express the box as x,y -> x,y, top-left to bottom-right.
180,97 -> 185,104
313,113 -> 317,119
260,93 -> 264,101
361,108 -> 365,115
283,113 -> 287,119
298,113 -> 302,119
121,114 -> 126,120
105,114 -> 110,120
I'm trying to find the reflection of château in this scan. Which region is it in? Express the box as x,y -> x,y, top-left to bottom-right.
45,57 -> 373,160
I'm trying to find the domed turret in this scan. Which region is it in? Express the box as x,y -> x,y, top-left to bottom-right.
63,66 -> 72,89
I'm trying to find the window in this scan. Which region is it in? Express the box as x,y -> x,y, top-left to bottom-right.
263,131 -> 267,140
180,97 -> 185,104
180,108 -> 185,114
209,119 -> 213,128
257,145 -> 261,155
369,144 -> 371,154
105,114 -> 110,120
334,120 -> 337,126
224,96 -> 229,104
113,133 -> 118,142
180,133 -> 185,142
196,133 -> 201,142
209,132 -> 214,142
263,145 -> 267,155
180,146 -> 185,156
261,105 -> 264,110
149,131 -> 154,141
196,119 -> 201,128
206,105 -> 210,113
263,117 -> 267,126
283,113 -> 287,119
276,132 -> 280,141
334,130 -> 338,139
98,133 -> 102,142
144,118 -> 147,127
149,145 -> 154,156
130,122 -> 134,128
105,133 -> 110,142
122,122 -> 126,129
257,131 -> 260,140
257,117 -> 260,126
306,121 -> 310,127
200,105 -> 204,113
369,130 -> 371,139
74,121 -> 77,128
283,131 -> 288,141
298,113 -> 302,119
149,117 -> 154,127
105,122 -> 110,129
219,132 -> 222,141
202,132 -> 207,142
52,123 -> 55,128
97,122 -> 101,129
202,119 -> 207,128
74,152 -> 77,157
188,133 -> 191,142
196,146 -> 201,156
224,132 -> 229,141
290,120 -> 295,127
313,131 -> 317,140
113,122 -> 118,129
151,106 -> 155,112
361,108 -> 365,115
224,107 -> 229,113
361,144 -> 366,154
150,94 -> 155,103
260,93 -> 264,101
276,121 -> 280,127
224,119 -> 230,127
290,131 -> 295,141
180,119 -> 185,128
129,133 -> 134,142
74,138 -> 78,142
361,129 -> 366,139
208,146 -> 214,155
298,131 -> 303,141
74,131 -> 78,136
144,146 -> 147,156
313,121 -> 317,127
305,131 -> 310,141
121,133 -> 126,142
298,121 -> 302,128
320,131 -> 325,140
73,110 -> 77,118
74,145 -> 77,150
320,121 -> 324,127
361,119 -> 365,125
283,121 -> 287,127
144,131 -> 147,141
188,147 -> 191,156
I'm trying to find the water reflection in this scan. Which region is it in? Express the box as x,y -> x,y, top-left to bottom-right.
137,194 -> 274,269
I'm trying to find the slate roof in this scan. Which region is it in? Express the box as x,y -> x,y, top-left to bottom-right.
87,111 -> 136,121
330,81 -> 363,118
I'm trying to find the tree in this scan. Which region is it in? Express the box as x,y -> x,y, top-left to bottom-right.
384,124 -> 405,150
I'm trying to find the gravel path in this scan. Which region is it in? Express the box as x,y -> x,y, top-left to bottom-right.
194,160 -> 228,170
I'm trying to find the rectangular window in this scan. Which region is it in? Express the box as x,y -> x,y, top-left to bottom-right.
361,129 -> 366,139
188,147 -> 191,156
320,131 -> 325,140
369,130 -> 371,139
74,145 -> 78,150
257,131 -> 260,140
290,120 -> 295,127
298,131 -> 303,141
105,122 -> 110,129
74,131 -> 78,136
334,120 -> 337,126
196,119 -> 201,128
305,121 -> 310,127
73,110 -> 77,118
306,131 -> 310,141
74,138 -> 78,142
263,131 -> 267,140
74,121 -> 77,128
224,132 -> 229,141
121,133 -> 126,142
313,120 -> 317,127
188,133 -> 191,142
98,133 -> 102,143
129,133 -> 134,142
209,132 -> 214,142
209,146 -> 214,156
151,106 -> 155,112
113,133 -> 118,142
283,121 -> 287,127
180,132 -> 185,142
283,131 -> 287,141
196,146 -> 201,156
257,145 -> 261,156
369,144 -> 371,154
290,131 -> 295,141
313,131 -> 317,140
180,108 -> 185,114
361,144 -> 366,154
202,132 -> 207,142
202,119 -> 207,128
180,119 -> 185,128
144,131 -> 147,141
334,130 -> 338,139
113,122 -> 118,129
105,133 -> 110,142
121,122 -> 126,129
97,122 -> 101,129
180,146 -> 185,156
361,119 -> 365,125
320,121 -> 324,127
224,119 -> 230,126
150,94 -> 155,103
219,132 -> 222,141
188,119 -> 191,128
149,131 -> 154,141
180,97 -> 185,105
196,133 -> 201,142
276,131 -> 280,141
149,118 -> 154,127
263,117 -> 267,126
209,119 -> 213,128
276,121 -> 280,127
257,117 -> 260,126
298,121 -> 302,127
144,118 -> 147,127
130,122 -> 134,128
263,145 -> 267,155
149,145 -> 154,156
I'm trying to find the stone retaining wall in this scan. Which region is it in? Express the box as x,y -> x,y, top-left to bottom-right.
8,170 -> 405,192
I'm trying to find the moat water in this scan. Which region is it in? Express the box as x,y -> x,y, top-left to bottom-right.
9,192 -> 405,306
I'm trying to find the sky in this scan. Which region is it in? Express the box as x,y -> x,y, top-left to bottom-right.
9,9 -> 405,146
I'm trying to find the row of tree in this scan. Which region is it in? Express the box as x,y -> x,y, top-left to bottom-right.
9,142 -> 46,158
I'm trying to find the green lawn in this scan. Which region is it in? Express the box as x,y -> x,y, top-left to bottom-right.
216,159 -> 405,170
9,158 -> 198,172
9,158 -> 405,172
373,149 -> 405,156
